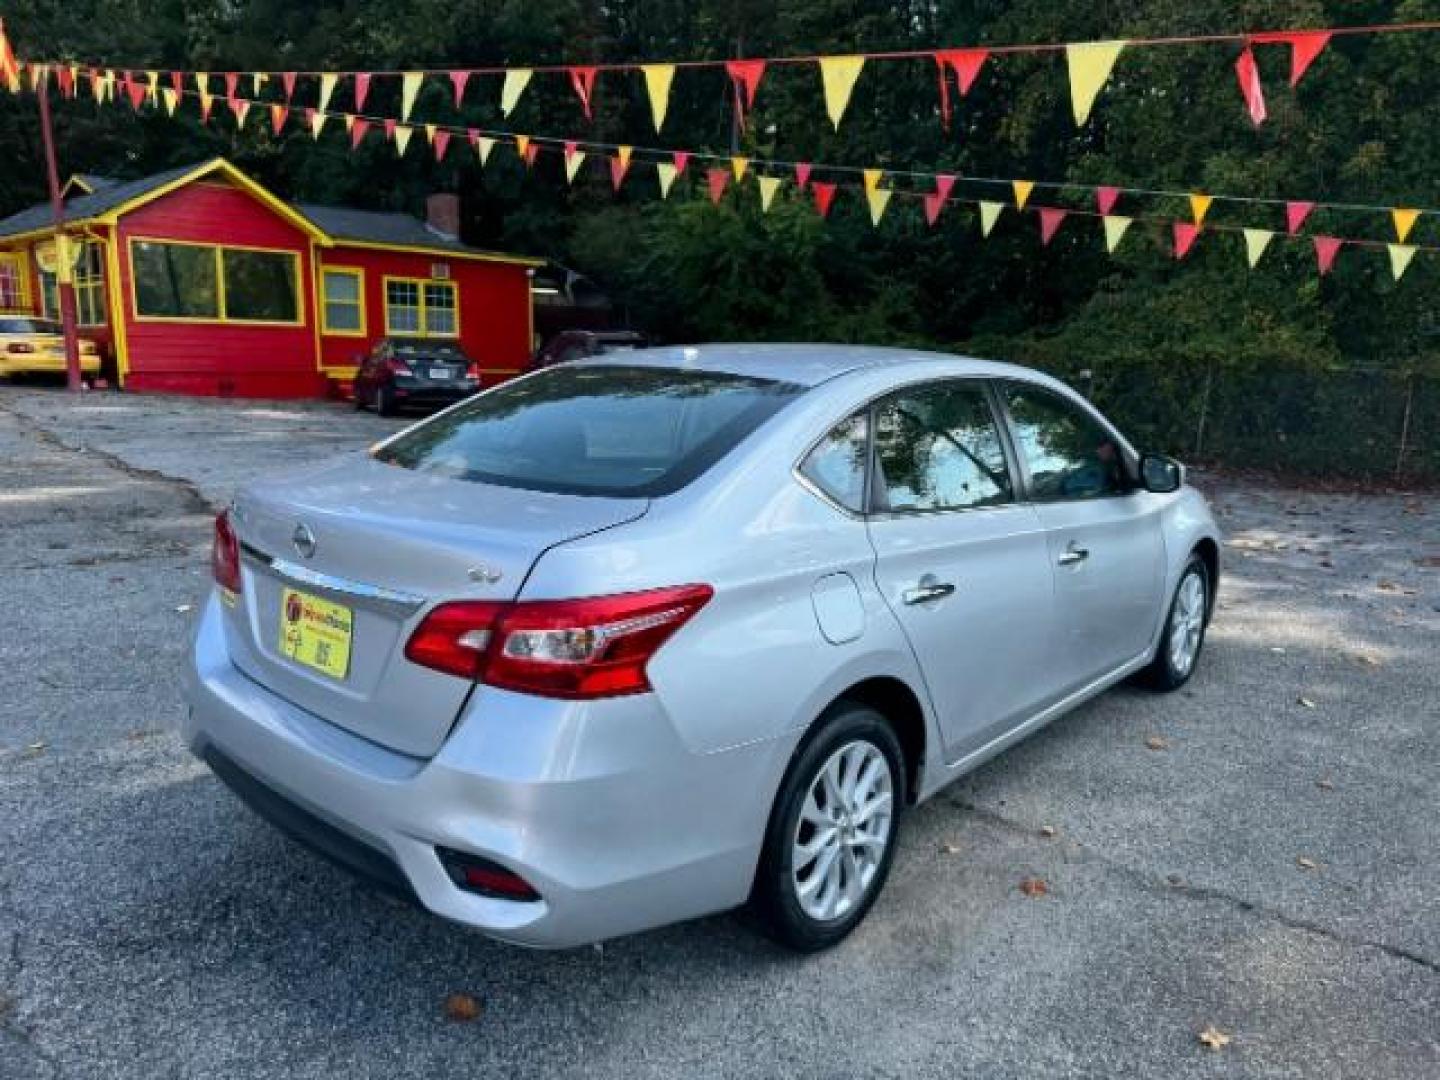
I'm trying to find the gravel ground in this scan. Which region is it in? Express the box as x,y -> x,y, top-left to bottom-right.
1,387 -> 1436,1080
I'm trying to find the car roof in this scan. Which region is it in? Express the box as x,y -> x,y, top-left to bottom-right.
571,343 -> 1047,388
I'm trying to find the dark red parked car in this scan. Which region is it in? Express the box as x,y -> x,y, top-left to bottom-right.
354,338 -> 481,416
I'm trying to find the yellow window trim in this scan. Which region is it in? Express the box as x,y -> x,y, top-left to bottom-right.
319,266 -> 367,338
37,239 -> 108,327
0,251 -> 31,311
126,235 -> 306,327
382,275 -> 460,339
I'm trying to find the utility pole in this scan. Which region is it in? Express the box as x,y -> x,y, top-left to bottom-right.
36,72 -> 84,392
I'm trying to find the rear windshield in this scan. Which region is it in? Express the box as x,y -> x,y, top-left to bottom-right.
374,364 -> 804,497
0,318 -> 60,335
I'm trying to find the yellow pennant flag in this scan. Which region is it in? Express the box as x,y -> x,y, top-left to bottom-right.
1392,209 -> 1421,243
342,113 -> 356,133
318,73 -> 338,114
1102,215 -> 1132,253
252,73 -> 267,96
863,168 -> 883,195
866,186 -> 893,227
1012,180 -> 1034,209
1389,244 -> 1417,281
1065,41 -> 1126,125
161,87 -> 179,115
233,99 -> 251,126
394,124 -> 414,155
1190,193 -> 1213,226
758,175 -> 782,212
100,70 -> 116,103
617,145 -> 633,169
731,156 -> 750,182
565,149 -> 587,183
656,161 -> 679,199
819,55 -> 865,129
476,136 -> 496,165
1243,228 -> 1273,268
424,122 -> 437,144
309,109 -> 327,138
30,63 -> 48,91
642,64 -> 675,132
500,69 -> 532,116
979,201 -> 1005,237
145,70 -> 159,104
514,134 -> 531,160
195,72 -> 213,114
401,72 -> 423,120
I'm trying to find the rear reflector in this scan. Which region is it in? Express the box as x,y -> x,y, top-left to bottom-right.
437,848 -> 541,902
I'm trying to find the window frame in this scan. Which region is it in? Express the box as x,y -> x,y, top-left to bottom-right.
382,275 -> 460,339
37,241 -> 107,327
126,236 -> 303,327
991,378 -> 1139,503
0,252 -> 31,312
320,266 -> 366,337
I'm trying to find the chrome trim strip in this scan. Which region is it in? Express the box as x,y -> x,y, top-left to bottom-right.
240,542 -> 426,616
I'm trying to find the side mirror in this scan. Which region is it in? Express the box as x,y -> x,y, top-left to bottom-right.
1138,453 -> 1184,494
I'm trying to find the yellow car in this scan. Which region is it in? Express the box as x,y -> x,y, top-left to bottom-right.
0,316 -> 101,378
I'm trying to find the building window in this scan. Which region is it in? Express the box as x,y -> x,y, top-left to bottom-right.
384,277 -> 458,338
38,242 -> 108,327
0,253 -> 28,311
321,268 -> 365,335
130,239 -> 301,324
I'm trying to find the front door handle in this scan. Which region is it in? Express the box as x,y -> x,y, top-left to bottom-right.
903,577 -> 956,605
1057,544 -> 1090,567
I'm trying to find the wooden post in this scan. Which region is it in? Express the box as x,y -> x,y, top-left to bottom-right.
1394,374 -> 1415,483
36,74 -> 83,392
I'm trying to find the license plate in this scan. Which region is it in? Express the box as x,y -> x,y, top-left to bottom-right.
278,587 -> 353,680
430,367 -> 449,380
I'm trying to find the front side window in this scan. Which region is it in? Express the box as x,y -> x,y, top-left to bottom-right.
39,242 -> 107,326
872,383 -> 1012,512
385,278 -> 457,338
221,249 -> 299,322
1003,384 -> 1127,501
375,364 -> 803,497
0,254 -> 30,310
132,241 -> 219,318
800,413 -> 868,512
321,268 -> 364,334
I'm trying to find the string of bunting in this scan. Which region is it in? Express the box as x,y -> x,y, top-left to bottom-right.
8,19 -> 1440,133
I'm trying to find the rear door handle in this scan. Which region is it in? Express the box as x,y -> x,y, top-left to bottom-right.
903,579 -> 956,605
1057,545 -> 1090,567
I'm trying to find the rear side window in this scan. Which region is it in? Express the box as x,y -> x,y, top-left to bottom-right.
799,413 -> 869,512
375,364 -> 803,497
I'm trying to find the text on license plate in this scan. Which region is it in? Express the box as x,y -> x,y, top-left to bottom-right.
429,367 -> 449,379
278,587 -> 353,679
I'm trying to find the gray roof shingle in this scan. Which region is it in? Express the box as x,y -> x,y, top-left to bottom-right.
0,163 -> 201,239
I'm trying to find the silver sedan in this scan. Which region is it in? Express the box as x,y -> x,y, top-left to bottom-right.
184,345 -> 1221,951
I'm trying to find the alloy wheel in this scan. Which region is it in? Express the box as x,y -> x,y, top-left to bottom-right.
1168,570 -> 1207,677
791,739 -> 894,922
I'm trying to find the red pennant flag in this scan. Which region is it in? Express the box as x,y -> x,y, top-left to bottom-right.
924,173 -> 957,226
1234,46 -> 1266,126
1286,201 -> 1315,234
57,65 -> 75,97
281,72 -> 297,101
354,72 -> 371,112
1096,186 -> 1121,216
523,140 -> 539,167
672,150 -> 690,176
812,181 -> 837,219
1039,207 -> 1068,246
933,48 -> 989,129
224,71 -> 239,110
1173,221 -> 1200,259
383,117 -> 396,141
1313,235 -> 1342,275
569,66 -> 598,119
1254,30 -> 1332,86
724,59 -> 766,128
270,104 -> 289,134
350,117 -> 370,149
169,70 -> 184,98
449,70 -> 469,109
795,162 -> 812,190
609,154 -> 629,191
123,71 -> 146,110
706,167 -> 730,204
433,129 -> 451,161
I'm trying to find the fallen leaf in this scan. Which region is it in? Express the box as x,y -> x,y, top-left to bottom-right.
1315,777 -> 1335,791
443,992 -> 483,1022
1166,873 -> 1183,886
1038,825 -> 1057,839
1197,1025 -> 1232,1050
1145,735 -> 1169,751
1018,877 -> 1048,898
1376,580 -> 1399,592
1296,856 -> 1319,871
1297,696 -> 1316,709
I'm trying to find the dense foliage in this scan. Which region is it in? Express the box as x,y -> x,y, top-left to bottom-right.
3,1 -> 1437,477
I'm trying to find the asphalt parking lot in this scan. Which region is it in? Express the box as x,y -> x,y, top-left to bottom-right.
1,386 -> 1436,1079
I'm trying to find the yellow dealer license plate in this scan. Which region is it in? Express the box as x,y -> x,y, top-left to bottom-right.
278,587 -> 353,680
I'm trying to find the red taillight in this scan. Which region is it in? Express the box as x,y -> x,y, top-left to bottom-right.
404,584 -> 713,699
6,342 -> 36,354
211,510 -> 242,595
464,361 -> 481,381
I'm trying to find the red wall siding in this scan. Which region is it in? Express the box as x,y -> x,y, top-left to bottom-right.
318,247 -> 532,387
116,181 -> 323,398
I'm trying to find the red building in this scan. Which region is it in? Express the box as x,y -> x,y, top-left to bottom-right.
0,158 -> 541,397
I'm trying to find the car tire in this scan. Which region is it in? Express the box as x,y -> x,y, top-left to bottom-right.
1135,554 -> 1210,692
376,386 -> 397,418
750,702 -> 904,952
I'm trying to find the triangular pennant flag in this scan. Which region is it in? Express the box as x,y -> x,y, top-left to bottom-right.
28,62 -> 49,92
0,18 -> 18,94
475,134 -> 495,165
707,167 -> 730,204
382,117 -> 396,142
795,162 -> 812,190
1189,193 -> 1213,226
758,175 -> 782,212
1243,228 -> 1274,267
724,59 -> 765,127
819,55 -> 865,129
124,71 -> 146,111
641,64 -> 675,132
978,201 -> 1004,237
731,156 -> 750,183
393,123 -> 414,155
933,49 -> 989,129
424,122 -> 436,144
1313,235 -> 1341,275
57,65 -> 75,98
656,162 -> 679,199
1012,180 -> 1034,209
1255,30 -> 1332,86
1096,186 -> 1121,216
609,151 -> 630,191
1065,40 -> 1126,125
1173,221 -> 1201,259
523,141 -> 539,167
1286,201 -> 1315,234
268,103 -> 286,132
162,88 -> 180,116
923,174 -> 957,226
1235,46 -> 1266,126
448,70 -> 468,109
672,151 -> 690,176
350,117 -> 370,149
308,108 -> 326,138
223,71 -> 240,111
514,134 -> 531,161
400,72 -> 422,120
230,98 -> 251,126
318,72 -> 338,114
342,113 -> 356,134
1038,207 -> 1068,245
1102,215 -> 1132,253
564,142 -> 586,183
195,72 -> 214,121
1392,209 -> 1421,243
252,72 -> 267,97
866,185 -> 893,227
1388,244 -> 1417,281
617,144 -> 633,169
354,72 -> 372,112
281,72 -> 297,100
500,69 -> 531,116
432,129 -> 451,161
812,182 -> 837,219
568,66 -> 598,119
862,168 -> 883,195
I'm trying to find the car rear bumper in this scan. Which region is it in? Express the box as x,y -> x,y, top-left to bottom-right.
183,592 -> 783,948
0,354 -> 101,376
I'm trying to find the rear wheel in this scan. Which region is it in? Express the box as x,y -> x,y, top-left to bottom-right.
375,385 -> 397,418
1136,554 -> 1209,691
750,702 -> 903,951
